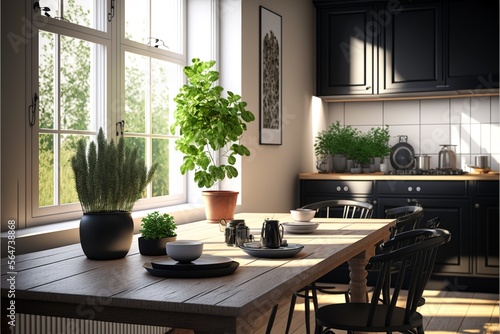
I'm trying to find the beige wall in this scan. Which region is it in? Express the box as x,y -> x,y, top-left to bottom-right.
239,0 -> 317,213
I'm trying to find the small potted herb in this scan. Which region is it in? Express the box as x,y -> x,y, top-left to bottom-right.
139,211 -> 177,256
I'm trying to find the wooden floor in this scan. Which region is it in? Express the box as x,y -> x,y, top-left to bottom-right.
170,289 -> 499,334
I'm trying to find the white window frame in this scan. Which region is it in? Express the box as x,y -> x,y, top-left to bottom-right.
26,0 -> 197,227
29,6 -> 111,225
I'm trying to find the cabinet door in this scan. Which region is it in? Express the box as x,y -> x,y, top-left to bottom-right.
300,180 -> 374,204
380,1 -> 445,93
378,197 -> 471,275
447,0 -> 499,90
475,197 -> 499,276
317,4 -> 375,95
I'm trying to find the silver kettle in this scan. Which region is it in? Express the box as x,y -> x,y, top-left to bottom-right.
438,145 -> 457,170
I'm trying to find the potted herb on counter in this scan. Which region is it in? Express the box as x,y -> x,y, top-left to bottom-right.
139,211 -> 177,256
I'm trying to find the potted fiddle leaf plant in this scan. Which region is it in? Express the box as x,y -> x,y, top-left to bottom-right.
170,58 -> 255,222
71,127 -> 158,260
139,211 -> 177,256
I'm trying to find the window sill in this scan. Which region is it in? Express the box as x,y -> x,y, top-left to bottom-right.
1,204 -> 209,257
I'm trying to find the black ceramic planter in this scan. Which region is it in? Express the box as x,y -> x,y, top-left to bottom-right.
79,212 -> 134,260
138,236 -> 176,256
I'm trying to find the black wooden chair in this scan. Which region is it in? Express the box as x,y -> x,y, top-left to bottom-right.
314,228 -> 451,334
285,199 -> 374,334
373,205 -> 425,303
385,205 -> 424,238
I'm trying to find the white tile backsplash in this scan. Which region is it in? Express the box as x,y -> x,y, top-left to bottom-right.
458,123 -> 471,155
421,124 -> 450,154
450,98 -> 471,124
344,102 -> 383,125
328,96 -> 500,170
421,99 -> 449,124
481,123 -> 492,154
383,100 -> 420,124
470,123 -> 482,153
471,96 -> 491,123
492,98 -> 499,122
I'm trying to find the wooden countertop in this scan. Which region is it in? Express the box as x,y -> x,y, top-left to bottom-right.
299,172 -> 500,181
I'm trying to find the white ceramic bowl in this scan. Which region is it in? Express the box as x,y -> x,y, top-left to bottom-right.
290,209 -> 316,222
166,241 -> 203,263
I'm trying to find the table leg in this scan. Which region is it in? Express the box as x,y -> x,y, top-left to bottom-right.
348,249 -> 373,303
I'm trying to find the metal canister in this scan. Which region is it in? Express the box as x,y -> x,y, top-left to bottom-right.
224,221 -> 239,246
235,223 -> 253,246
415,155 -> 431,170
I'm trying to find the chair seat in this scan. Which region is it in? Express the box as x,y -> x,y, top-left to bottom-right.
316,303 -> 423,333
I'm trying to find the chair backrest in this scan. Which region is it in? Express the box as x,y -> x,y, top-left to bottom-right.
301,199 -> 374,219
420,216 -> 440,229
385,205 -> 424,238
368,228 -> 451,327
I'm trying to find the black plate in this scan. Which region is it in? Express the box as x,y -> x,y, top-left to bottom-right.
240,242 -> 304,258
144,261 -> 239,278
151,254 -> 234,271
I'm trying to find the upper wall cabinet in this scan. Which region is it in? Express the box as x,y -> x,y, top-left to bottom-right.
446,0 -> 499,90
316,4 -> 377,95
379,1 -> 445,94
314,0 -> 499,97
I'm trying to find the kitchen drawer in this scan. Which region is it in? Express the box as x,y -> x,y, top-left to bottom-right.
377,181 -> 467,197
301,180 -> 374,196
476,181 -> 500,196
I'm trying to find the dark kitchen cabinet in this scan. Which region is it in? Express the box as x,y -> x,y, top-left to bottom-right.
379,1 -> 445,93
300,180 -> 375,207
474,181 -> 499,276
316,4 -> 376,95
314,0 -> 499,96
299,177 -> 499,291
377,181 -> 471,275
447,0 -> 499,90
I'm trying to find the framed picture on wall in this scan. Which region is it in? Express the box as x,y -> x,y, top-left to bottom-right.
259,6 -> 282,145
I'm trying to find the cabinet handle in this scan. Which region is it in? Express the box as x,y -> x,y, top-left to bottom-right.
366,86 -> 372,90
372,200 -> 377,205
475,203 -> 480,209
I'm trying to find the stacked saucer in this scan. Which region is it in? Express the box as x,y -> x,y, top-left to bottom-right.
143,254 -> 239,278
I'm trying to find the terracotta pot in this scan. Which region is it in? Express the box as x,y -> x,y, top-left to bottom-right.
79,212 -> 134,260
139,236 -> 177,256
202,190 -> 239,223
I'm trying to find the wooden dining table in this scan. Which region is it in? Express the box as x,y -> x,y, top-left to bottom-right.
1,213 -> 395,334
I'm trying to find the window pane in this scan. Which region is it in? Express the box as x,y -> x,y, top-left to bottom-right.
39,31 -> 56,130
151,0 -> 183,53
152,138 -> 169,196
39,133 -> 55,207
151,59 -> 181,135
60,35 -> 92,130
125,0 -> 149,43
125,52 -> 148,133
60,134 -> 81,205
126,0 -> 182,53
124,137 -> 148,198
39,0 -> 106,31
